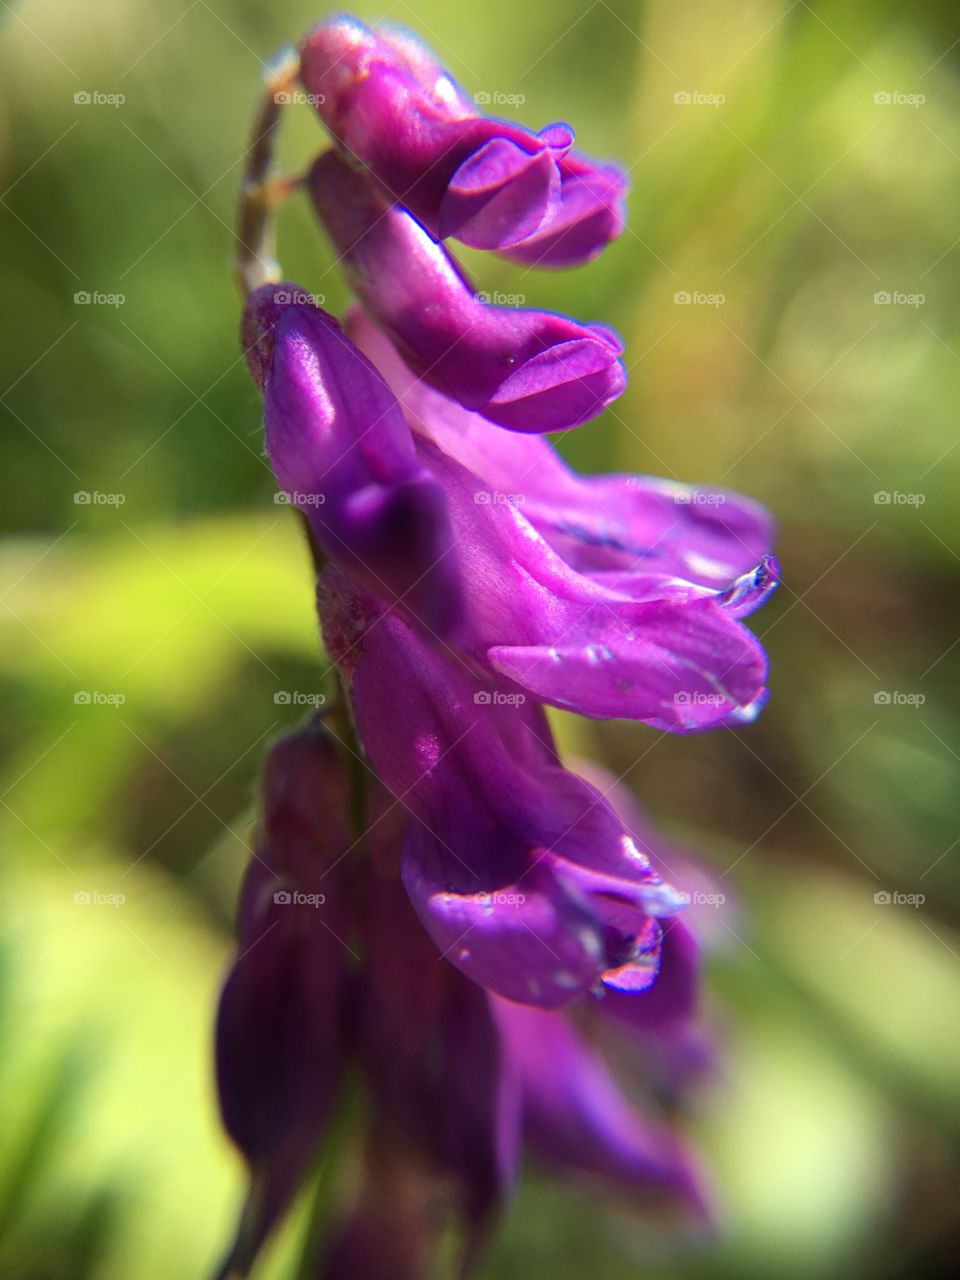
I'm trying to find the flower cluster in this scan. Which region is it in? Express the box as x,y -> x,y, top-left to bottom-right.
216,13 -> 777,1277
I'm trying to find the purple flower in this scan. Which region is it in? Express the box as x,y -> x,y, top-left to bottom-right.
308,150 -> 626,431
242,284 -> 462,636
298,16 -> 625,261
346,312 -> 777,730
217,13 -> 780,1272
351,309 -> 776,589
216,737 -> 707,1277
319,565 -> 688,1006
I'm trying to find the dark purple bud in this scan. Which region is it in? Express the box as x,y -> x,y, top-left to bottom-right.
214,723 -> 354,1275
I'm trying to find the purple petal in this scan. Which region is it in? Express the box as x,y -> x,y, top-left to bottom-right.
319,568 -> 687,1006
298,17 -> 621,259
498,155 -> 628,268
491,997 -> 709,1215
308,152 -> 626,431
439,134 -> 562,248
348,309 -> 774,589
408,437 -> 772,730
242,284 -> 461,637
355,807 -> 521,1255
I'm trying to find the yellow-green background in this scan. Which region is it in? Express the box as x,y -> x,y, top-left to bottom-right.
1,1 -> 958,1276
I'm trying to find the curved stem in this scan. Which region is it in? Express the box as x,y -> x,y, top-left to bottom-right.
234,46 -> 302,298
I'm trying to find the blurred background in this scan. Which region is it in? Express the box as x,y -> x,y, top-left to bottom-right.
2,0 -> 959,1276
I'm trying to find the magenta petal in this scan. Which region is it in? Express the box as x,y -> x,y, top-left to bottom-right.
243,285 -> 461,637
488,596 -> 770,729
491,997 -> 709,1214
402,839 -> 609,1008
439,136 -> 561,248
298,17 -> 620,258
499,158 -> 628,268
348,311 -> 774,589
308,153 -> 626,432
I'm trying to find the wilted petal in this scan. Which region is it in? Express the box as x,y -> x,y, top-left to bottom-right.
308,152 -> 625,432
